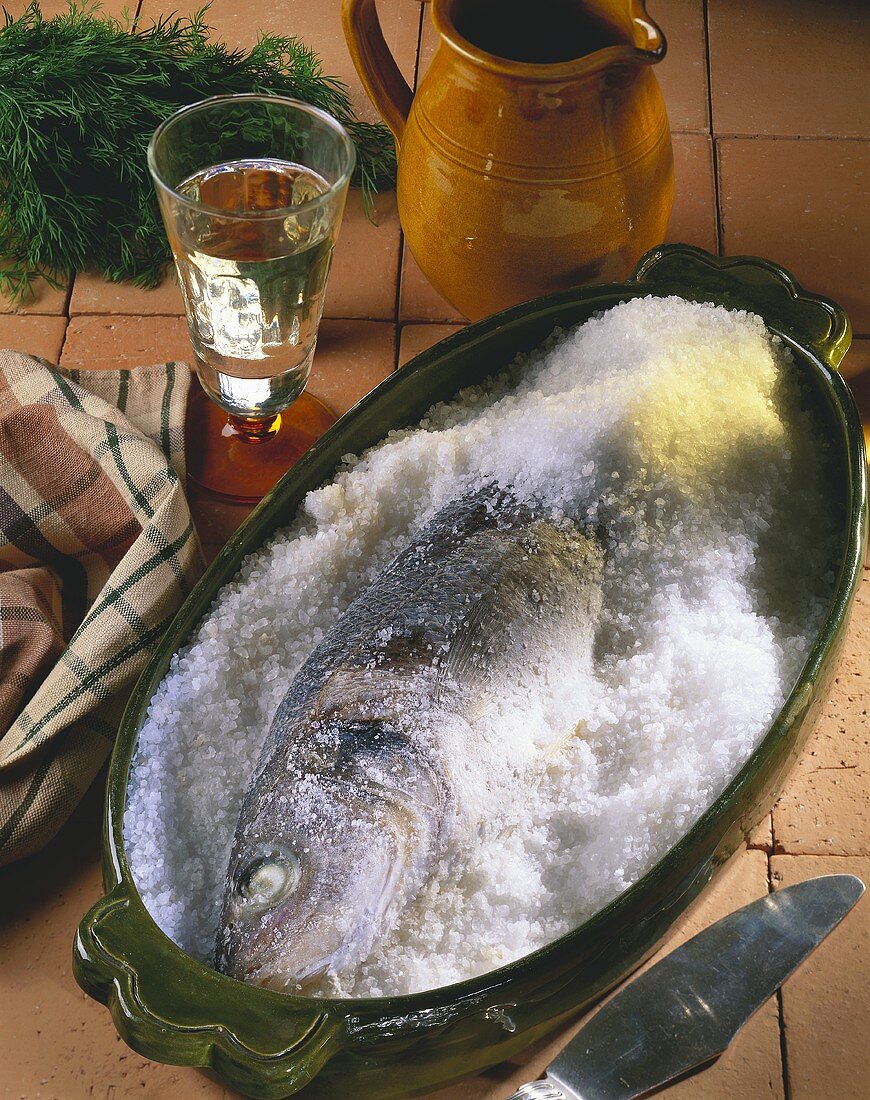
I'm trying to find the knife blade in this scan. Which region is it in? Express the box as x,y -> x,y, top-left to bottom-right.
507,873 -> 864,1100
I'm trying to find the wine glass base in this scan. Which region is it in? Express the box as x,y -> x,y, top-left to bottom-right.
185,384 -> 338,503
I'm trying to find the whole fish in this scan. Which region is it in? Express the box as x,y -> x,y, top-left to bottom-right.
215,487 -> 604,993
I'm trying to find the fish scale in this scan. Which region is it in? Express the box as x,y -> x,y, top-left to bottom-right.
217,486 -> 605,993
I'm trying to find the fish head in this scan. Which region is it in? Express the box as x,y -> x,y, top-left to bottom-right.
217,717 -> 444,994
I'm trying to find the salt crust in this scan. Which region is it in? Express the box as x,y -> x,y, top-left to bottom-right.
125,297 -> 839,997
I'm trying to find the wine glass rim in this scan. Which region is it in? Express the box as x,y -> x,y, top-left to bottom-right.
147,94 -> 357,222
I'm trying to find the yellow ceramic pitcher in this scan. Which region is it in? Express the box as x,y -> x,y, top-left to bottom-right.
343,0 -> 674,320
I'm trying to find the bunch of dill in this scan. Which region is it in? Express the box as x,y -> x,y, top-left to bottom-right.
0,2 -> 397,301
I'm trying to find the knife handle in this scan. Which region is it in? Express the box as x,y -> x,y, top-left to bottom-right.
506,1082 -> 568,1100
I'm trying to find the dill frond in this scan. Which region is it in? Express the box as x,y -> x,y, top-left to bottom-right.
0,2 -> 397,299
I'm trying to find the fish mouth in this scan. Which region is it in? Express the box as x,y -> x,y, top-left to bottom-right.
248,956 -> 332,996
238,926 -> 356,996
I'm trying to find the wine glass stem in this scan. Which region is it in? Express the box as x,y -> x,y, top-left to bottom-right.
226,411 -> 282,444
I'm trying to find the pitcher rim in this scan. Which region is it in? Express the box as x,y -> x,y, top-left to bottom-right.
430,0 -> 667,81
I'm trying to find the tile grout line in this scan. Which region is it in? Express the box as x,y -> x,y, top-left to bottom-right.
766,851 -> 868,858
391,1 -> 428,372
411,2 -> 427,91
59,302 -> 856,335
61,275 -> 74,321
710,139 -> 724,257
662,131 -> 870,143
776,986 -> 792,1100
711,134 -> 870,143
68,311 -> 405,325
702,0 -> 724,257
767,852 -> 793,1100
55,315 -> 72,369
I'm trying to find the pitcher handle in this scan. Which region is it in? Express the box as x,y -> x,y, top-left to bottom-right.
342,0 -> 413,145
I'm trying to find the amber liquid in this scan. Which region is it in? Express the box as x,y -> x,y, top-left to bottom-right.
172,159 -> 335,420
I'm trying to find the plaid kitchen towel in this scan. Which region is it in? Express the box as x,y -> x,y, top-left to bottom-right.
0,351 -> 203,866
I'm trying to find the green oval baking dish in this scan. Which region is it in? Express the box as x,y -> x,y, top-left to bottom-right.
74,245 -> 868,1099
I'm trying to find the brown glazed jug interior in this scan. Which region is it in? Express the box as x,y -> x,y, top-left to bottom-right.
450,0 -> 633,64
343,0 -> 675,319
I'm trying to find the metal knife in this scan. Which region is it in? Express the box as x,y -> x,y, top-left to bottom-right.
507,874 -> 864,1100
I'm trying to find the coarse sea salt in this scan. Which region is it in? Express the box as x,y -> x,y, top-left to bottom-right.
124,296 -> 841,997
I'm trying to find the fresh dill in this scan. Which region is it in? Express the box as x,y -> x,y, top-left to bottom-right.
0,2 -> 397,300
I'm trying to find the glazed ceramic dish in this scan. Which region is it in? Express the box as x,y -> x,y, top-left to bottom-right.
74,246 -> 867,1099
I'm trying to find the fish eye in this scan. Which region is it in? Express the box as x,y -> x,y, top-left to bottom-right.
235,851 -> 299,909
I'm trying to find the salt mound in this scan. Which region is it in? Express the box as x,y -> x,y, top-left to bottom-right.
124,296 -> 841,997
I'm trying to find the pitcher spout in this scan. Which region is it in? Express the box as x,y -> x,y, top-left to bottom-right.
432,0 -> 666,78
627,0 -> 667,63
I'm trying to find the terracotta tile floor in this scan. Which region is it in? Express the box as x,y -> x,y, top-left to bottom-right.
1,2 -> 868,1098
707,0 -> 870,138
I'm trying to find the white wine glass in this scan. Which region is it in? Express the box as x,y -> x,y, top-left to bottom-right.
148,94 -> 355,501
